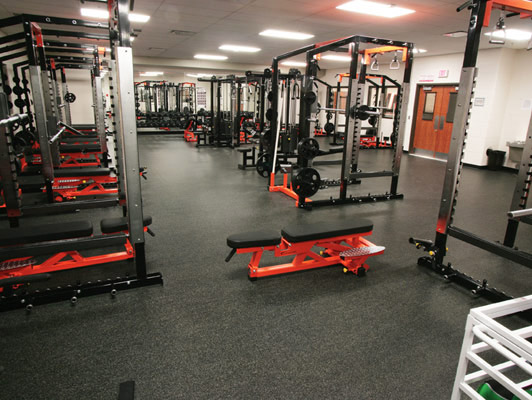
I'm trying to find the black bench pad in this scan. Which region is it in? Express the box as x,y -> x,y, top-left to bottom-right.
60,144 -> 101,153
55,168 -> 111,177
227,230 -> 281,249
100,216 -> 152,234
281,219 -> 373,243
0,220 -> 93,246
61,135 -> 98,142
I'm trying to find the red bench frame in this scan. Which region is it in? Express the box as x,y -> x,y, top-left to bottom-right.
0,227 -> 149,291
234,230 -> 383,279
51,175 -> 118,201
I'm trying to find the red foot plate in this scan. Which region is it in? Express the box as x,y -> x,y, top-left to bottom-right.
339,246 -> 385,259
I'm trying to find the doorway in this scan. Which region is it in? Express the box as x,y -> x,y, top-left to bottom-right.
410,84 -> 458,159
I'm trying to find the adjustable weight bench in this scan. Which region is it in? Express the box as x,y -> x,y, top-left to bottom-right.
226,219 -> 384,280
0,216 -> 153,283
15,167 -> 118,201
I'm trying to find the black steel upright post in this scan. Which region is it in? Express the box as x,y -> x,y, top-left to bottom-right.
340,40 -> 360,199
112,0 -> 147,278
390,45 -> 413,195
433,0 -> 487,261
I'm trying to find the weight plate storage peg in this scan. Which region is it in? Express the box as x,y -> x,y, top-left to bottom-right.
64,92 -> 76,103
292,167 -> 321,198
297,137 -> 320,160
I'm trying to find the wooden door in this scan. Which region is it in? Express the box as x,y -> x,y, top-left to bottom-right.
412,85 -> 458,155
434,88 -> 458,153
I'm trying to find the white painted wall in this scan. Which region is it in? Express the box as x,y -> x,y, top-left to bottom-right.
498,50 -> 532,168
403,48 -> 532,167
63,69 -> 95,125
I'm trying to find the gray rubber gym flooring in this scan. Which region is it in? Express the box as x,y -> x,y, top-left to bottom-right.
1,135 -> 531,399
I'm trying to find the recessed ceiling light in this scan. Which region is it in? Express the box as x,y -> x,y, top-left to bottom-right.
194,54 -> 228,60
336,0 -> 415,18
129,13 -> 150,23
219,44 -> 261,52
321,54 -> 352,61
281,61 -> 307,67
140,71 -> 164,76
485,29 -> 532,41
259,29 -> 314,40
130,36 -> 135,42
80,8 -> 109,19
444,31 -> 467,38
412,48 -> 427,54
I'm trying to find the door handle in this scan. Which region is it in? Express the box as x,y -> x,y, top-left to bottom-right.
439,116 -> 444,130
433,115 -> 439,131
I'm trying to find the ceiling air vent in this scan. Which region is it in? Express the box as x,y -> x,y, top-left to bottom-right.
170,30 -> 197,37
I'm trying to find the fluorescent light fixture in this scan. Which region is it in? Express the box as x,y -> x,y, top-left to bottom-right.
412,48 -> 427,54
336,0 -> 415,18
129,13 -> 150,23
186,73 -> 212,78
485,29 -> 532,41
281,61 -> 307,67
80,8 -> 150,23
194,54 -> 228,60
444,31 -> 467,38
219,44 -> 261,52
139,71 -> 164,76
259,29 -> 314,40
80,8 -> 109,19
321,54 -> 352,61
105,48 -> 111,52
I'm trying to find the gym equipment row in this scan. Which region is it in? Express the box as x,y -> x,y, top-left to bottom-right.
410,0 -> 532,304
0,2 -> 162,311
196,74 -> 263,148
264,35 -> 413,210
135,80 -> 204,133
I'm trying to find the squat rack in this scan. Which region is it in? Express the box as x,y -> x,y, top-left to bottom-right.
268,35 -> 414,210
411,0 -> 532,302
0,0 -> 163,310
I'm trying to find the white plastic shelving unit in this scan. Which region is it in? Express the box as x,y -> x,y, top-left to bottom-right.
452,295 -> 532,399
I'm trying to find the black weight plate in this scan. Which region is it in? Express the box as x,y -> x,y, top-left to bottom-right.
304,91 -> 317,105
324,122 -> 335,134
260,129 -> 272,152
3,85 -> 12,95
265,108 -> 273,121
64,92 -> 76,103
14,98 -> 26,109
292,167 -> 320,198
297,137 -> 320,160
13,86 -> 24,96
255,153 -> 279,178
267,91 -> 273,102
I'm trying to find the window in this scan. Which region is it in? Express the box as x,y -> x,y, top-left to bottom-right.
446,92 -> 458,123
422,92 -> 436,120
